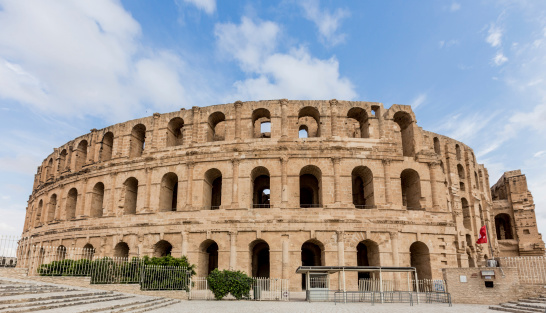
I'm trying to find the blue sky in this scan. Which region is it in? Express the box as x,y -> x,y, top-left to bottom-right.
0,0 -> 545,237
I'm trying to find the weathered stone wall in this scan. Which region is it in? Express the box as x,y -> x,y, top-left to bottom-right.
20,99 -> 544,291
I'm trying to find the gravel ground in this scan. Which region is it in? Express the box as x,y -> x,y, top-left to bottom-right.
147,301 -> 493,313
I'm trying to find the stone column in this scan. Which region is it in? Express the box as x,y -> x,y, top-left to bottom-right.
89,128 -> 98,163
389,232 -> 399,266
281,156 -> 288,207
151,112 -> 161,150
181,232 -> 188,257
428,162 -> 440,209
145,167 -> 153,213
109,173 -> 117,216
186,162 -> 194,209
337,231 -> 345,265
382,159 -> 392,204
229,231 -> 237,270
231,159 -> 239,208
332,157 -> 341,205
234,101 -> 242,140
191,106 -> 200,145
282,236 -> 289,280
330,99 -> 338,137
280,99 -> 289,138
377,107 -> 385,138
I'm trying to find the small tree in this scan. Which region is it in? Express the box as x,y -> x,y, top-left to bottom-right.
207,269 -> 253,300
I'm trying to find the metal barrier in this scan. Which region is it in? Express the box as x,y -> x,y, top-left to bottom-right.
252,278 -> 289,301
140,265 -> 191,291
358,278 -> 446,293
334,291 -> 414,305
189,277 -> 214,300
90,257 -> 143,284
0,235 -> 19,267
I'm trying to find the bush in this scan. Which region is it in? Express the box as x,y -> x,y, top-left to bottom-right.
207,269 -> 253,300
141,255 -> 195,276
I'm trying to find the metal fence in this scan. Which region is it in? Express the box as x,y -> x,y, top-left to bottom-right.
0,235 -> 20,267
140,265 -> 191,291
500,256 -> 546,284
189,277 -> 214,300
90,257 -> 143,284
189,277 -> 289,301
24,245 -> 98,276
358,279 -> 446,293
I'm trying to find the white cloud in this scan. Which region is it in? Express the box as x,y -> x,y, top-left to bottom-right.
438,39 -> 459,49
486,23 -> 503,47
215,17 -> 357,101
180,0 -> 216,14
492,51 -> 508,66
299,0 -> 350,47
410,93 -> 427,109
510,103 -> 546,132
534,151 -> 546,158
450,3 -> 461,12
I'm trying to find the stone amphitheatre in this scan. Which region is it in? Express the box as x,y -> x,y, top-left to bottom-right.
18,99 -> 545,292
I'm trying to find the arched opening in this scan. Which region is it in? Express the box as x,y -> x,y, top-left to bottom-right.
252,108 -> 271,138
56,245 -> 66,261
123,177 -> 138,214
433,137 -> 441,155
352,166 -> 374,208
474,172 -> 479,190
298,106 -> 320,137
393,111 -> 414,157
207,112 -> 226,142
114,242 -> 129,258
461,198 -> 472,230
200,240 -> 218,276
455,144 -> 462,161
47,194 -> 57,222
357,240 -> 380,281
301,240 -> 324,289
90,182 -> 105,218
251,240 -> 270,278
347,107 -> 369,138
46,158 -> 54,180
66,188 -> 78,220
83,244 -> 95,260
59,149 -> 67,172
457,164 -> 465,179
298,125 -> 309,138
495,213 -> 513,240
299,165 -> 322,208
101,132 -> 114,161
400,169 -> 421,210
460,182 -> 465,191
251,167 -> 270,208
129,124 -> 146,158
153,240 -> 173,257
75,140 -> 88,171
167,117 -> 185,146
35,200 -> 43,226
159,173 -> 178,212
204,169 -> 222,209
410,241 -> 431,280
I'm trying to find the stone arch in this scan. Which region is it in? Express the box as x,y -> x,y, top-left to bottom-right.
83,243 -> 95,260
455,144 -> 462,161
167,117 -> 185,147
301,239 -> 324,289
251,166 -> 270,208
433,137 -> 441,155
252,108 -> 271,138
474,172 -> 479,189
47,194 -> 57,223
410,241 -> 431,280
46,158 -> 54,180
101,132 -> 114,161
495,213 -> 513,240
114,242 -> 129,258
298,106 -> 320,137
400,169 -> 421,210
204,168 -> 222,209
299,165 -> 322,208
298,125 -> 309,138
153,240 -> 173,257
347,107 -> 369,138
250,240 -> 270,278
207,112 -> 226,142
457,164 -> 465,179
159,173 -> 178,212
393,111 -> 415,157
357,240 -> 380,281
35,199 -> 43,226
59,149 -> 68,172
199,240 -> 218,276
461,198 -> 471,230
123,177 -> 138,214
75,140 -> 88,171
129,124 -> 146,158
90,182 -> 105,218
56,245 -> 66,261
66,188 -> 78,220
352,166 -> 374,208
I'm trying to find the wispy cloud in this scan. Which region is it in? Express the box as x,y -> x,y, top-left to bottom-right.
299,0 -> 350,47
450,2 -> 461,12
178,0 -> 216,14
492,51 -> 508,66
486,23 -> 503,48
410,93 -> 427,109
438,39 -> 459,49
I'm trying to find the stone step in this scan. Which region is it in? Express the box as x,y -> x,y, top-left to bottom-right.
0,290 -> 113,305
77,297 -> 167,313
515,302 -> 546,310
130,299 -> 181,313
489,305 -> 539,313
0,293 -> 131,312
1,294 -> 136,313
500,303 -> 543,312
0,288 -> 74,296
523,297 -> 546,303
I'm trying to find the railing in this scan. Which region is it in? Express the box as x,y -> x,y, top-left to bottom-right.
0,235 -> 20,267
189,277 -> 214,300
500,256 -> 546,284
358,279 -> 446,293
334,291 -> 414,305
90,257 -> 143,284
140,265 -> 191,291
252,278 -> 289,301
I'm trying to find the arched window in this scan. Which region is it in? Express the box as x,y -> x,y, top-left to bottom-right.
495,214 -> 513,240
59,149 -> 67,172
301,240 -> 324,289
101,132 -> 114,161
461,198 -> 472,230
298,125 -> 309,138
347,107 -> 369,138
252,108 -> 271,138
357,240 -> 380,281
46,158 -> 54,180
299,165 -> 322,208
35,200 -> 43,226
457,164 -> 465,179
83,243 -> 95,260
129,124 -> 146,158
90,182 -> 105,218
114,242 -> 129,258
251,240 -> 270,278
207,112 -> 226,142
400,169 -> 421,210
75,140 -> 88,171
298,107 -> 320,138
474,172 -> 479,190
153,240 -> 173,257
123,177 -> 138,214
47,194 -> 57,223
204,169 -> 222,209
66,188 -> 78,220
167,117 -> 185,146
199,240 -> 218,276
393,111 -> 414,157
455,144 -> 462,161
433,137 -> 441,155
251,167 -> 270,208
352,166 -> 374,208
410,241 -> 431,279
56,245 -> 66,261
159,173 -> 178,212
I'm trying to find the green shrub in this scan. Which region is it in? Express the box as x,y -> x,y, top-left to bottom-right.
207,269 -> 253,300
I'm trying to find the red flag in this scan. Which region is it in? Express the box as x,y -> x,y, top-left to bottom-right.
476,225 -> 487,244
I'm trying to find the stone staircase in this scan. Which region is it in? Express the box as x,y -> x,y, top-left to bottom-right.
490,294 -> 546,312
0,279 -> 180,313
